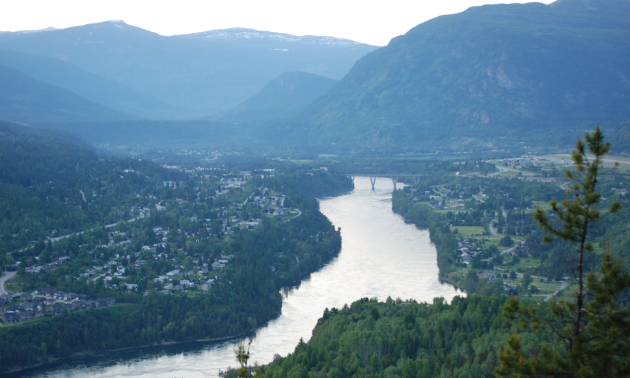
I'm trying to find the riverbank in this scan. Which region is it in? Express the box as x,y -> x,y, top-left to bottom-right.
1,334 -> 244,376
391,190 -> 502,295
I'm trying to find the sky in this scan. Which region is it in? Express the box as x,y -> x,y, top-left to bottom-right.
1,0 -> 555,46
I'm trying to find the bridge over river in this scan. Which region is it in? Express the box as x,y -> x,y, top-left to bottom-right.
345,174 -> 424,190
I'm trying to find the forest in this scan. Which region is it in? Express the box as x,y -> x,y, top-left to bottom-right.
0,123 -> 354,373
234,296 -> 553,378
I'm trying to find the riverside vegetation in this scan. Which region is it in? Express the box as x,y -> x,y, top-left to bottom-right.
227,126 -> 630,378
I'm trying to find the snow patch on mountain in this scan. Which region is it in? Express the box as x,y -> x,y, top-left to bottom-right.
3,26 -> 58,35
181,27 -> 363,47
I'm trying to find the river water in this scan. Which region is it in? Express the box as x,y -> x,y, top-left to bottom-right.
16,177 -> 462,378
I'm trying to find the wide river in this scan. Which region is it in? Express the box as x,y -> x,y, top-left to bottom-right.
16,177 -> 462,378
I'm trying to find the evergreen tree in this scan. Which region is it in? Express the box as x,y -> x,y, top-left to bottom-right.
497,125 -> 630,377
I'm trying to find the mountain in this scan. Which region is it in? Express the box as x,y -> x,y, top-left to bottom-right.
223,71 -> 337,121
0,65 -> 132,124
0,22 -> 378,116
296,0 -> 630,150
0,50 -> 185,119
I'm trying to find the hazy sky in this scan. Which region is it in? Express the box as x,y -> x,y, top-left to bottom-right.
1,0 -> 554,46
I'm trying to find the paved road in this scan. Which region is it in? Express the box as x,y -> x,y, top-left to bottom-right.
544,280 -> 568,302
488,221 -> 499,237
0,271 -> 17,295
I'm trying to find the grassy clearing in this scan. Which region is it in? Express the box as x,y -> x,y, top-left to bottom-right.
451,226 -> 485,237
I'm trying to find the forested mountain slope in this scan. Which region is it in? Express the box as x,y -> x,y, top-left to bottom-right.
297,0 -> 630,150
0,50 -> 184,119
258,296 -> 548,378
223,72 -> 337,122
0,65 -> 132,124
0,23 -> 377,116
0,121 -> 180,254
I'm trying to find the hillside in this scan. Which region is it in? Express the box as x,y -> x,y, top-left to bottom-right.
257,296 -> 547,378
296,0 -> 630,151
0,50 -> 185,119
223,72 -> 337,121
0,23 -> 378,116
0,65 -> 132,124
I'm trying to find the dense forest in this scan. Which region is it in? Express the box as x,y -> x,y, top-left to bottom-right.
243,295 -> 551,378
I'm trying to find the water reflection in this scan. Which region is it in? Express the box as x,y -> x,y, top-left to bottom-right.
15,177 -> 462,378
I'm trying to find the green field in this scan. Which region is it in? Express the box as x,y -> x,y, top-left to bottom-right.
450,226 -> 485,236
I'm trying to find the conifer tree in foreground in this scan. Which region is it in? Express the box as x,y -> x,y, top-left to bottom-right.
234,339 -> 264,377
497,125 -> 630,377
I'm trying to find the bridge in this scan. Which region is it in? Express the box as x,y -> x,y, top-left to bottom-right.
345,174 -> 424,190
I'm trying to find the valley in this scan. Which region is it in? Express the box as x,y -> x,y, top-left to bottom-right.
0,0 -> 629,377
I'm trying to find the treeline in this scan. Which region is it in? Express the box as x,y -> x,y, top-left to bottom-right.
250,296 -> 550,378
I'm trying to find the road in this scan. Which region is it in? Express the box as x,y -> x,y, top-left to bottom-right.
544,280 -> 568,302
488,221 -> 499,237
0,271 -> 17,295
488,166 -> 517,177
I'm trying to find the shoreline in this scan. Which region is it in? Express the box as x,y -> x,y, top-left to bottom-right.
1,334 -> 244,376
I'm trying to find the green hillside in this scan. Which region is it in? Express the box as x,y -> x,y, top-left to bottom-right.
258,296 -> 546,378
0,50 -> 186,119
0,65 -> 132,124
297,0 -> 630,151
224,72 -> 337,122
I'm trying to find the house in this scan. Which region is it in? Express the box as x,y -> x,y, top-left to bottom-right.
98,297 -> 115,306
4,313 -> 17,323
20,293 -> 32,301
166,269 -> 180,276
52,303 -> 65,314
77,294 -> 91,301
124,283 -> 138,291
2,305 -> 19,314
54,291 -> 67,300
18,312 -> 33,321
72,301 -> 88,310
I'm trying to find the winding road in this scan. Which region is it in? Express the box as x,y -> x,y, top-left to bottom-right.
0,271 -> 16,295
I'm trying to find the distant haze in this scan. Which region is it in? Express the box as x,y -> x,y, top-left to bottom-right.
1,0 -> 554,46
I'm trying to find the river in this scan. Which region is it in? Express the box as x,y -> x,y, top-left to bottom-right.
14,177 -> 462,378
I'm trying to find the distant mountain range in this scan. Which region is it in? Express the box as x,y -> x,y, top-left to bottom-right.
0,50 -> 183,119
0,22 -> 377,117
0,0 -> 628,152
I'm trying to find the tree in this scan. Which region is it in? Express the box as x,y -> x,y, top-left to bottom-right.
521,273 -> 532,291
234,339 -> 264,377
497,125 -> 630,377
499,234 -> 514,247
184,256 -> 194,272
39,250 -> 51,264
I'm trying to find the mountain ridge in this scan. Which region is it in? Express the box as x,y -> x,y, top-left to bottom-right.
0,22 -> 378,116
293,0 -> 630,150
0,64 -> 133,124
